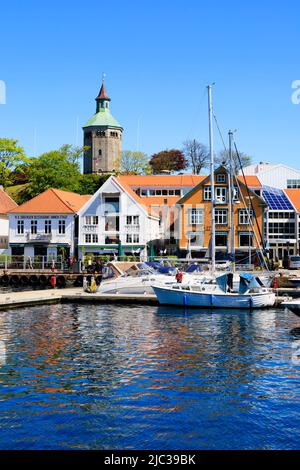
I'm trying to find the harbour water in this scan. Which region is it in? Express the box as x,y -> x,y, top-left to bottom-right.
0,303 -> 300,450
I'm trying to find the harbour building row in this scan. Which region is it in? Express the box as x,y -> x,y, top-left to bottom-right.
4,167 -> 300,264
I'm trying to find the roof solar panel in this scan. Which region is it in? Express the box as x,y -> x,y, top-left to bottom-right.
262,186 -> 294,210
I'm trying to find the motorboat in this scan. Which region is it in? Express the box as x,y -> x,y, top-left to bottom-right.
152,272 -> 276,309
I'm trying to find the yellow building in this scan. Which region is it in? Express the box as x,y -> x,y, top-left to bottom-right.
177,166 -> 267,261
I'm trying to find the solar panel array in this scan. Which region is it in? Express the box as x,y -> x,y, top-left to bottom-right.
262,186 -> 294,210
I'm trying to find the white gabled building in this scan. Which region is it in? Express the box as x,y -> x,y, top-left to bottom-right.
77,176 -> 160,259
242,162 -> 300,189
8,188 -> 91,260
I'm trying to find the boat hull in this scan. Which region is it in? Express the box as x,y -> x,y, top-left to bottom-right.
152,285 -> 276,309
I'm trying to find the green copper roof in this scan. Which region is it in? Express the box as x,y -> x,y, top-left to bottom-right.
83,108 -> 122,129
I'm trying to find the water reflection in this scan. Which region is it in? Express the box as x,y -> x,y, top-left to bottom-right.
0,303 -> 299,449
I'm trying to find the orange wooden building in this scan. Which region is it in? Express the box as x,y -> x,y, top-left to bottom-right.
177,166 -> 267,260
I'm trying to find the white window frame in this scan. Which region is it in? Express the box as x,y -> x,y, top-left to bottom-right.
216,173 -> 226,183
58,220 -> 66,234
215,209 -> 228,225
215,187 -> 227,204
31,220 -> 37,234
85,234 -> 92,243
17,220 -> 24,234
189,209 -> 204,225
92,234 -> 98,243
45,220 -> 51,234
239,209 -> 253,225
203,186 -> 211,200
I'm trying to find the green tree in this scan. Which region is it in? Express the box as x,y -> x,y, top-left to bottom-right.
121,150 -> 150,174
78,173 -> 110,195
149,149 -> 188,174
0,138 -> 27,186
28,148 -> 82,197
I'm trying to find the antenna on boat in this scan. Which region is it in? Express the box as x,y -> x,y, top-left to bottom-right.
207,84 -> 215,272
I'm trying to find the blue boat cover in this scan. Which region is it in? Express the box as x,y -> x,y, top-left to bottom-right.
216,273 -> 228,293
239,272 -> 261,294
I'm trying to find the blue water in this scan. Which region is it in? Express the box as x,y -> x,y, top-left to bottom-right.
0,303 -> 300,450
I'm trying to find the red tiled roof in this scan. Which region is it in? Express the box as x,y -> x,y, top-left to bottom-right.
9,188 -> 91,214
117,174 -> 206,187
0,188 -> 18,214
284,189 -> 300,211
237,175 -> 261,187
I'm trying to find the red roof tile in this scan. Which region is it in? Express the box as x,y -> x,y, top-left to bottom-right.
0,188 -> 18,214
9,188 -> 91,214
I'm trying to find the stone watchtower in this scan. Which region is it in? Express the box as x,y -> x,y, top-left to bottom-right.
83,81 -> 123,174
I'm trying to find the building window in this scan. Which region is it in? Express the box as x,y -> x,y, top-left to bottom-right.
104,197 -> 120,213
93,216 -> 98,225
126,215 -> 139,225
216,173 -> 226,183
203,186 -> 211,200
215,187 -> 227,204
85,216 -> 91,225
31,220 -> 37,234
287,179 -> 300,188
17,220 -> 24,234
98,149 -> 102,156
45,220 -> 52,234
239,209 -> 253,225
58,220 -> 66,234
92,234 -> 98,243
105,216 -> 119,231
215,232 -> 228,247
188,231 -> 204,247
141,189 -> 148,196
189,209 -> 204,225
239,232 -> 254,247
85,234 -> 91,243
126,234 -> 140,243
215,209 -> 228,225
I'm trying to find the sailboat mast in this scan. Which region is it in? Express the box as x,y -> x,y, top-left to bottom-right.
228,130 -> 235,261
207,85 -> 215,271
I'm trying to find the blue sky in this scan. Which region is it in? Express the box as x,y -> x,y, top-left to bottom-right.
1,0 -> 300,167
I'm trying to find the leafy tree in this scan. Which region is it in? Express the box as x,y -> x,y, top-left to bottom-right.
183,139 -> 209,174
0,138 -> 27,186
78,173 -> 110,195
149,149 -> 188,174
121,150 -> 150,174
59,144 -> 89,164
27,148 -> 82,197
216,149 -> 252,172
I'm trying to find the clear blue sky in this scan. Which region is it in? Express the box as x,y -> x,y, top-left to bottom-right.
1,0 -> 300,167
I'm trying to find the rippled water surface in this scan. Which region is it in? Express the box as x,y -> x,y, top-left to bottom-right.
0,303 -> 300,449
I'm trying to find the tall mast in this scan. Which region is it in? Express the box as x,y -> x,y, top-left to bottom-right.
207,85 -> 215,271
228,130 -> 235,261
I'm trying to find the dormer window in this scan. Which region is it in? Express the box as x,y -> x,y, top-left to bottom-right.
216,173 -> 226,183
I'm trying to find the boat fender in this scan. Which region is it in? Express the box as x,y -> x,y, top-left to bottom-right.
183,294 -> 188,306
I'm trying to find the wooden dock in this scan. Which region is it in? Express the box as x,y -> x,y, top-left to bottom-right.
0,288 -> 158,310
0,287 -> 296,310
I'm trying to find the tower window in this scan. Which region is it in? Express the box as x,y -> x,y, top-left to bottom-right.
96,130 -> 105,137
98,149 -> 102,156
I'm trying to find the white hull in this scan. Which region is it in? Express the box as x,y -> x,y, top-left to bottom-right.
152,285 -> 276,309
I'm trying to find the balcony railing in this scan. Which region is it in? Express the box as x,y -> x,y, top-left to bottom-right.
82,224 -> 98,233
124,224 -> 140,233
